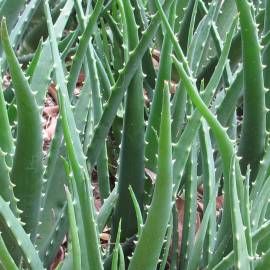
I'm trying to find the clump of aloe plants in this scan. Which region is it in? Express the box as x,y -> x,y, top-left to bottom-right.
0,0 -> 270,269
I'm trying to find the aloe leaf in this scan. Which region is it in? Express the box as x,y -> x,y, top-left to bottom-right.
250,143 -> 270,202
1,0 -> 42,67
172,17 -> 238,193
174,0 -> 189,35
116,0 -> 128,63
97,186 -> 118,234
21,0 -> 68,52
145,0 -> 176,172
256,248 -> 270,270
264,0 -> 270,131
0,233 -> 18,270
7,38 -> 44,127
73,68 -> 92,143
154,0 -> 235,170
159,215 -> 173,270
216,0 -> 237,40
188,0 -> 222,76
203,1 -> 233,85
74,0 -> 110,202
67,0 -> 104,95
0,0 -> 25,53
111,0 -> 145,244
61,28 -> 80,61
216,68 -> 243,127
229,156 -> 250,269
154,0 -> 190,144
57,82 -> 102,270
32,0 -> 74,107
44,2 -> 103,269
176,0 -> 194,54
88,57 -> 110,202
211,179 -> 270,269
253,219 -> 270,247
196,0 -> 233,85
97,17 -> 112,72
251,176 -> 270,229
179,144 -> 197,270
82,102 -> 94,155
0,68 -> 14,165
36,1 -> 88,261
37,38 -> 98,270
38,203 -> 68,267
236,0 -> 266,178
128,82 -> 173,270
65,186 -> 81,270
87,0 -> 174,173
0,149 -> 17,214
94,48 -> 113,102
0,196 -> 44,269
170,205 -> 179,270
128,186 -> 143,239
1,18 -> 43,239
130,0 -> 156,95
199,119 -> 216,266
242,169 -> 253,265
186,185 -> 218,270
263,30 -> 270,47
112,220 -> 121,270
25,38 -> 43,80
37,120 -> 64,245
187,0 -> 199,50
172,53 -> 245,257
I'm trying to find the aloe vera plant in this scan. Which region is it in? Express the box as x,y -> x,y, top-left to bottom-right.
1,0 -> 270,269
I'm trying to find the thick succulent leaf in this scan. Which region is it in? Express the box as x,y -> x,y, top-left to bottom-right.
172,54 -> 244,255
97,186 -> 118,234
216,68 -> 243,127
256,248 -> 270,270
0,149 -> 17,214
111,220 -> 122,270
172,17 -> 238,194
186,185 -> 218,270
128,186 -> 143,239
179,145 -> 197,270
250,143 -> 270,202
251,176 -> 270,228
0,69 -> 14,165
128,83 -> 173,270
65,186 -> 81,270
44,2 -> 103,270
145,0 -> 176,172
0,196 -> 44,269
264,0 -> 270,131
0,0 -> 25,54
1,0 -> 42,69
1,18 -> 43,239
111,0 -> 145,244
159,215 -> 173,270
38,203 -> 68,267
199,119 -> 216,266
210,219 -> 270,269
228,156 -> 250,269
86,0 -> 175,169
26,38 -> 43,80
74,0 -> 110,202
0,233 -> 18,270
32,0 -> 74,107
188,0 -> 222,75
67,0 -> 104,95
236,0 -> 266,178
